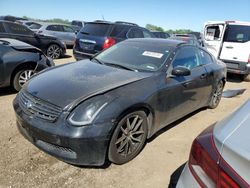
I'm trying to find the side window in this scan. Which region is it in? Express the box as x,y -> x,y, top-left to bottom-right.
172,47 -> 201,69
200,50 -> 213,65
142,29 -> 153,38
224,25 -> 250,43
0,23 -> 5,33
127,27 -> 143,38
6,22 -> 33,35
63,25 -> 74,33
110,25 -> 128,38
46,25 -> 63,32
29,23 -> 42,30
205,24 -> 224,41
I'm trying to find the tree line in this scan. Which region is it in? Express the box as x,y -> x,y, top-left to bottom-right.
146,24 -> 193,34
22,16 -> 193,33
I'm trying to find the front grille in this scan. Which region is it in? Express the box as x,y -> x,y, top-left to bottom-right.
19,91 -> 62,122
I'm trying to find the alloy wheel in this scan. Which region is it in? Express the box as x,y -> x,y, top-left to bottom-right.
47,44 -> 61,59
18,70 -> 34,87
115,115 -> 145,157
212,81 -> 223,107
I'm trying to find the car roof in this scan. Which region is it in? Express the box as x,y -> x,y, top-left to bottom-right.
86,20 -> 138,26
36,22 -> 72,26
205,20 -> 250,26
125,38 -> 186,47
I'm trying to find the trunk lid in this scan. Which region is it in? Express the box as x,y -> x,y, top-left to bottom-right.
213,99 -> 250,184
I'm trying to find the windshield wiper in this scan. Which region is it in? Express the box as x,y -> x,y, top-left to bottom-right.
104,63 -> 137,71
92,57 -> 104,64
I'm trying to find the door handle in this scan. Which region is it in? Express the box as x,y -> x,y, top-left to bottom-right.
225,46 -> 234,49
182,81 -> 192,87
200,74 -> 207,79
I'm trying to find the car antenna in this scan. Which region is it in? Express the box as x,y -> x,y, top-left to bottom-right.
102,15 -> 105,21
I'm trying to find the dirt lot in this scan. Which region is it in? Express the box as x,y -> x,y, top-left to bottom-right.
0,50 -> 249,188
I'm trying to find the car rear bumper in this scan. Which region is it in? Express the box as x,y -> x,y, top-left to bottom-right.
222,60 -> 250,75
13,96 -> 112,166
176,163 -> 200,188
73,49 -> 95,61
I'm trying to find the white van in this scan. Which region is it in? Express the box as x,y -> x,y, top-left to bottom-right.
203,21 -> 250,80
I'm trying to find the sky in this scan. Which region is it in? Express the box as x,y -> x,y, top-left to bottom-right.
1,0 -> 250,31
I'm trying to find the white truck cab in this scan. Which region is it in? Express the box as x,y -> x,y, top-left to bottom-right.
203,21 -> 250,80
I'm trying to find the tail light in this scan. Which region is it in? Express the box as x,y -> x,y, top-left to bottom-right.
188,125 -> 249,188
74,38 -> 79,48
248,54 -> 250,63
103,37 -> 116,49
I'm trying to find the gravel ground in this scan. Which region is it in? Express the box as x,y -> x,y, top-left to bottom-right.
0,49 -> 249,188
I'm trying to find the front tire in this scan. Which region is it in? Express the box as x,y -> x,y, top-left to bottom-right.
241,74 -> 250,82
108,111 -> 148,165
13,69 -> 34,91
46,44 -> 62,59
209,80 -> 224,109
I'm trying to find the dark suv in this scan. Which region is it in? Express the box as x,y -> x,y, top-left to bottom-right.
73,21 -> 155,60
0,21 -> 66,59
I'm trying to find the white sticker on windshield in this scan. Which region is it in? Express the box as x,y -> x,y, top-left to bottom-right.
142,51 -> 163,58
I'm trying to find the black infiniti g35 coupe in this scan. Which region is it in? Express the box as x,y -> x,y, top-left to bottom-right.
13,38 -> 226,166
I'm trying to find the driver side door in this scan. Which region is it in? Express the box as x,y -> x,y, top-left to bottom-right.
156,46 -> 210,129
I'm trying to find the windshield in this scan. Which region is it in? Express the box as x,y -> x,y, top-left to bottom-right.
95,40 -> 172,72
80,23 -> 111,36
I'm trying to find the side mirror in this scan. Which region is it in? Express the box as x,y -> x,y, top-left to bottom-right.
172,66 -> 191,77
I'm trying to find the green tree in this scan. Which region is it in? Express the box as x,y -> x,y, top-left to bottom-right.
146,23 -> 193,34
22,16 -> 71,25
146,24 -> 164,32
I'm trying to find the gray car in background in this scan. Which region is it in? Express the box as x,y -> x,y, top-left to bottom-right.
176,99 -> 250,187
34,23 -> 76,47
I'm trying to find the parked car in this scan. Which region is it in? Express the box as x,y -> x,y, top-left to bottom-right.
170,35 -> 200,46
174,34 -> 197,38
176,99 -> 250,188
188,32 -> 202,40
35,23 -> 76,47
203,21 -> 250,81
151,31 -> 170,39
0,21 -> 66,59
73,20 -> 155,60
13,38 -> 226,166
0,15 -> 27,22
0,38 -> 54,91
71,20 -> 85,32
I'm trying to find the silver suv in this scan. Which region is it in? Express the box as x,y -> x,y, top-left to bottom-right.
33,23 -> 76,47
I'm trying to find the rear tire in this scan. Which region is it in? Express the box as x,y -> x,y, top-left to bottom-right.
208,80 -> 224,109
46,44 -> 62,59
13,69 -> 34,91
242,74 -> 250,82
108,111 -> 148,165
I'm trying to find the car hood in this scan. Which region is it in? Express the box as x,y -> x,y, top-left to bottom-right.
0,38 -> 42,51
24,59 -> 153,110
213,99 -> 250,184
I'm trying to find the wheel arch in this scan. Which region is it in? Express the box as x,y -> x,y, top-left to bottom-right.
10,61 -> 37,86
115,103 -> 155,139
